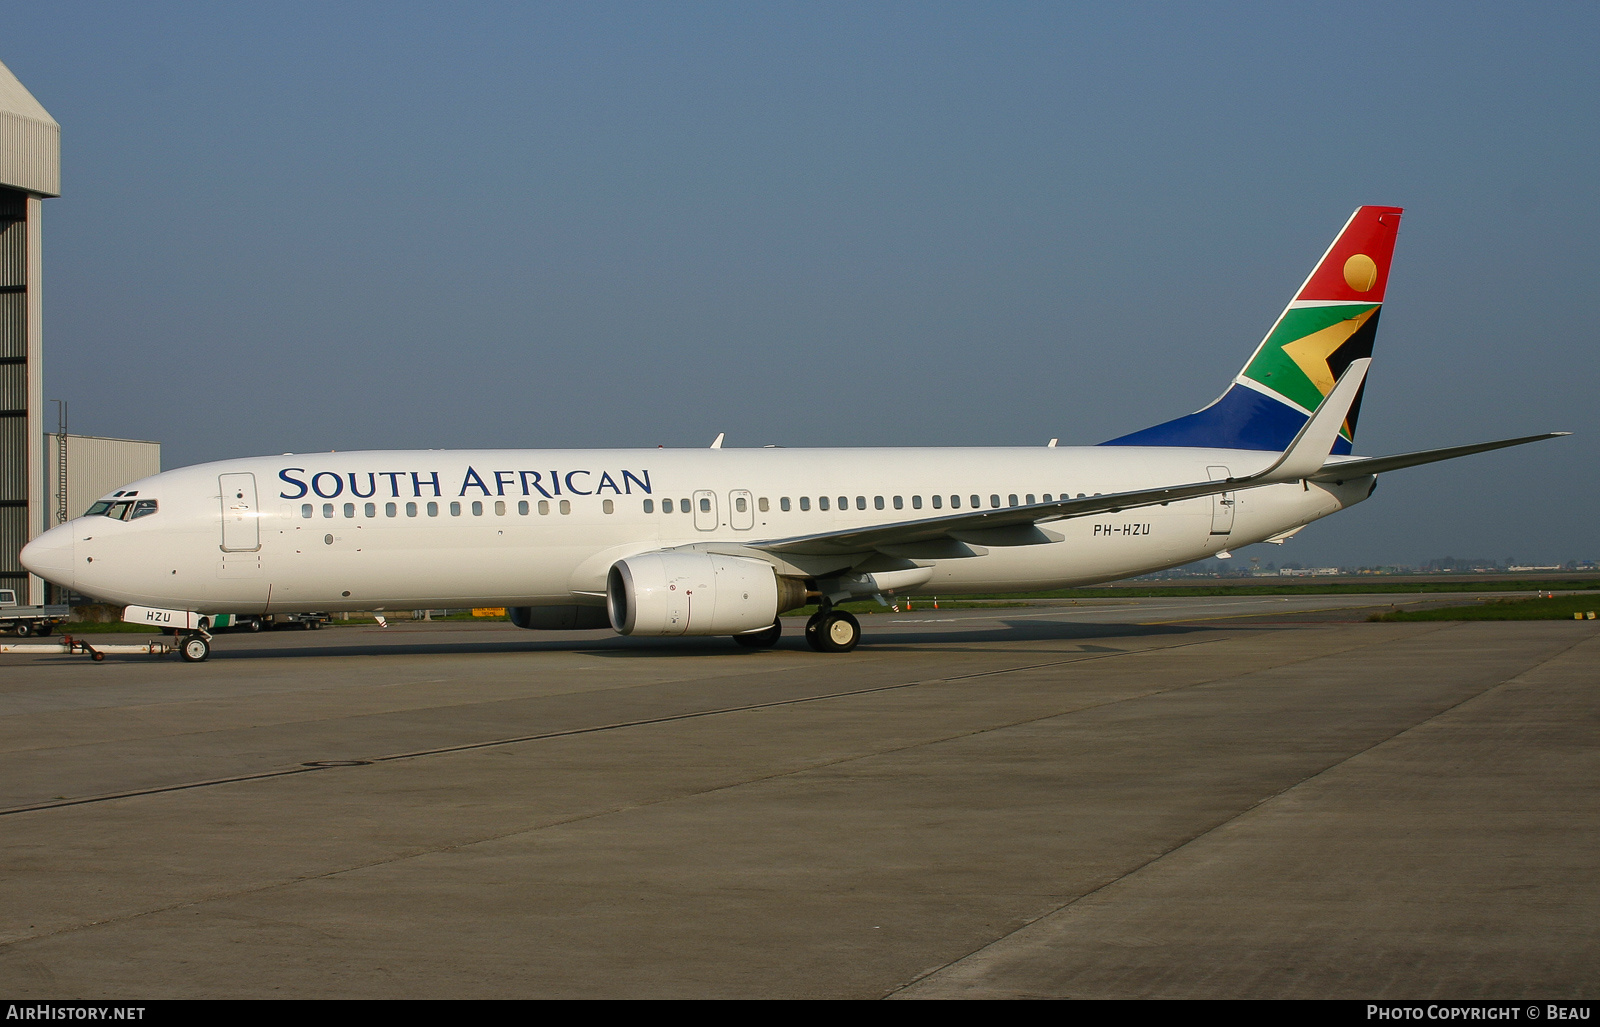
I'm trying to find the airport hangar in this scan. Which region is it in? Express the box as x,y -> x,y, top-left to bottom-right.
0,57 -> 158,607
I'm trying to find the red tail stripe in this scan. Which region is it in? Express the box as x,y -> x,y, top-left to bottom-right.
1295,205 -> 1404,303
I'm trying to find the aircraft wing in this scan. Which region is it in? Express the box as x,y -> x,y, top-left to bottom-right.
755,360 -> 1375,558
751,363 -> 1569,560
1307,433 -> 1570,482
752,476 -> 1271,557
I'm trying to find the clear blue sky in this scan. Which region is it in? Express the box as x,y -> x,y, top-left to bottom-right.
7,2 -> 1596,567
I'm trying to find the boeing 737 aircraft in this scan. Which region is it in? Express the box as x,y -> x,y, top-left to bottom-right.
20,206 -> 1565,660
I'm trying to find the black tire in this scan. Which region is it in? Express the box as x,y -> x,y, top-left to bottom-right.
733,619 -> 782,648
179,635 -> 211,662
37,623 -> 53,636
309,620 -> 322,630
12,621 -> 33,637
807,611 -> 860,653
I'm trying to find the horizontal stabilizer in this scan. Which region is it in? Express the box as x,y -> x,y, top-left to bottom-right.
1310,432 -> 1571,482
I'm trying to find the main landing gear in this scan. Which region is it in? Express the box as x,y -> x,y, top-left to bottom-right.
804,602 -> 860,653
727,601 -> 862,654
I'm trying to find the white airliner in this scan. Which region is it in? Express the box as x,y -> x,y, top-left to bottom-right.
20,206 -> 1565,660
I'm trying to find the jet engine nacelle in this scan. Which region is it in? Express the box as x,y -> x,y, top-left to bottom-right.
607,551 -> 805,636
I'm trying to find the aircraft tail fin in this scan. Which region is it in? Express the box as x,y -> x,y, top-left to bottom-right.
1101,205 -> 1403,453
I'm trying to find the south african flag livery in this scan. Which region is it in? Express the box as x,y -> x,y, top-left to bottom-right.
1102,206 -> 1403,454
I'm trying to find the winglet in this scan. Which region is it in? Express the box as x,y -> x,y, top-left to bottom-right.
1259,358 -> 1371,481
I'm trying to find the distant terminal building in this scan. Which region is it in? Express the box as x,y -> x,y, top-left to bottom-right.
0,57 -> 59,604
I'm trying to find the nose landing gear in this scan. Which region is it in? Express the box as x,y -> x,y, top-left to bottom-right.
177,632 -> 212,662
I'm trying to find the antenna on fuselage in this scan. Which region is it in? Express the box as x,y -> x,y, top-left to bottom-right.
710,433 -> 725,449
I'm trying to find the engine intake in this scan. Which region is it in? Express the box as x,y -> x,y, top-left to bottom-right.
607,552 -> 805,636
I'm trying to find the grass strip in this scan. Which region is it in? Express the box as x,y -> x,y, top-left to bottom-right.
1372,595 -> 1600,622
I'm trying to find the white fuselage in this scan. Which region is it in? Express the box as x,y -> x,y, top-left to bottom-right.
25,445 -> 1372,615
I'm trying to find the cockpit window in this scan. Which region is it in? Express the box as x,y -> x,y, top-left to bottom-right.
93,499 -> 158,520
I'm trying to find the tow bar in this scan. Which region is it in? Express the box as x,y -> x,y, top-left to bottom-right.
0,631 -> 212,662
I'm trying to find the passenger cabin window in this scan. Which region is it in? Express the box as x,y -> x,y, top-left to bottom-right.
471,501 -> 484,516
912,496 -> 922,510
758,497 -> 769,512
602,499 -> 614,514
494,501 -> 505,516
406,502 -> 418,517
365,502 -> 377,517
560,500 -> 571,515
874,496 -> 884,510
950,495 -> 960,509
427,502 -> 439,516
519,500 -> 530,515
450,502 -> 462,516
344,503 -> 356,518
800,497 -> 810,511
643,499 -> 654,513
818,496 -> 830,511
323,503 -> 335,518
780,497 -> 791,512
892,496 -> 902,510
301,504 -> 314,519
932,495 -> 942,509
387,502 -> 398,517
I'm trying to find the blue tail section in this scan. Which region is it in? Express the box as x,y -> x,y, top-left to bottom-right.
1100,383 -> 1355,454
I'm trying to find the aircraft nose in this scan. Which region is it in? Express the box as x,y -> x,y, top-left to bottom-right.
19,524 -> 75,589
